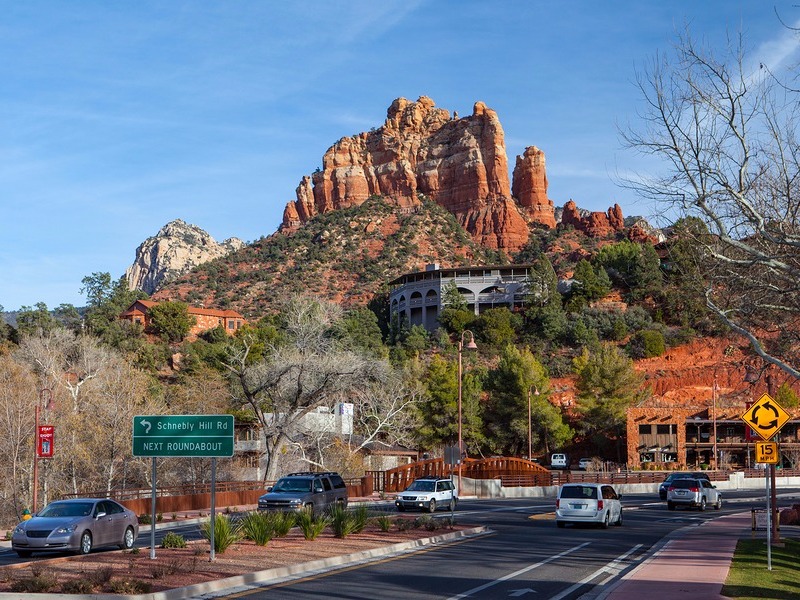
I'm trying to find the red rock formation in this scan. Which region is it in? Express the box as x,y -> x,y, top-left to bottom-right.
560,200 -> 625,237
512,146 -> 555,228
281,96 -> 530,251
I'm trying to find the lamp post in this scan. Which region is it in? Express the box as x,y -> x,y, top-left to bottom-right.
457,331 -> 477,495
712,376 -> 718,470
527,386 -> 539,461
32,388 -> 53,513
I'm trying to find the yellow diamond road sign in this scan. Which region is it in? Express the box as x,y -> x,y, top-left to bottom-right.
740,394 -> 792,441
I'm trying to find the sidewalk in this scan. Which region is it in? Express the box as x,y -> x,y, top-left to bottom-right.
596,511 -> 752,600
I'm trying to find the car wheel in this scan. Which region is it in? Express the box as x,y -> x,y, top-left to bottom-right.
427,499 -> 437,513
601,512 -> 610,529
667,501 -> 675,511
615,509 -> 623,526
715,498 -> 722,510
556,521 -> 566,528
699,497 -> 706,512
448,498 -> 457,512
120,526 -> 135,550
78,531 -> 93,555
15,550 -> 32,558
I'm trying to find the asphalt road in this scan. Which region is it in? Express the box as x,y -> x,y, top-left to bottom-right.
195,489 -> 800,600
2,488 -> 797,598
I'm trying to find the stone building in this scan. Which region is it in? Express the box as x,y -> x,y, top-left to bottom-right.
388,263 -> 533,332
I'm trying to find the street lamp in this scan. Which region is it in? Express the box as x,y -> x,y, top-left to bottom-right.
527,386 -> 539,461
32,388 -> 53,513
457,330 -> 477,494
712,376 -> 718,470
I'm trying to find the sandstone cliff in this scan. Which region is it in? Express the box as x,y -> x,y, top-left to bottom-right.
281,96 -> 558,252
125,220 -> 245,295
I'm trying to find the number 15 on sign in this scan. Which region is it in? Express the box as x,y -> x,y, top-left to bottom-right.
755,441 -> 780,465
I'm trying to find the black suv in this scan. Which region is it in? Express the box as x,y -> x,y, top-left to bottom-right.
658,471 -> 710,500
258,472 -> 348,513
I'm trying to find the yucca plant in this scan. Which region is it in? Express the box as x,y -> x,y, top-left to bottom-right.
351,505 -> 370,534
200,514 -> 241,554
373,513 -> 393,532
328,504 -> 358,539
266,510 -> 296,538
296,508 -> 330,540
238,511 -> 274,546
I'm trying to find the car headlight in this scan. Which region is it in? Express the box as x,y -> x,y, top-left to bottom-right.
13,526 -> 25,535
288,499 -> 302,506
55,524 -> 78,534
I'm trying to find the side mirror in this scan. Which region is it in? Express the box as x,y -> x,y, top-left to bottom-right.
617,494 -> 623,500
266,486 -> 273,492
95,511 -> 107,519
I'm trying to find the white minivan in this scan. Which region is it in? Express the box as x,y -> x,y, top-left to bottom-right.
550,453 -> 569,470
555,483 -> 623,528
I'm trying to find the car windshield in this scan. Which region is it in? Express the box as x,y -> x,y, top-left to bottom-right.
272,478 -> 312,493
406,481 -> 435,492
560,486 -> 598,499
39,502 -> 94,518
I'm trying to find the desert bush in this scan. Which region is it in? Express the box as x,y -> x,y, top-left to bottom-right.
414,515 -> 438,531
10,570 -> 57,593
628,329 -> 666,358
200,514 -> 241,554
161,531 -> 187,549
151,558 -> 185,579
779,508 -> 798,526
395,518 -> 414,531
108,579 -> 153,594
296,508 -> 330,540
86,566 -> 114,587
61,579 -> 95,594
238,511 -> 274,546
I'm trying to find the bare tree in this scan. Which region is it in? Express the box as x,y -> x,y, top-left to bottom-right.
622,31 -> 800,378
225,297 -> 388,480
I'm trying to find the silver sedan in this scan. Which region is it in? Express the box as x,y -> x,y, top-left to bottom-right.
12,498 -> 139,557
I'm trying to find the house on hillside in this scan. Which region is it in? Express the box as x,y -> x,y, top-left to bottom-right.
389,263 -> 534,332
119,299 -> 246,340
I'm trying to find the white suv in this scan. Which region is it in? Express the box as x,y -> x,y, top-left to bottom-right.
395,477 -> 457,513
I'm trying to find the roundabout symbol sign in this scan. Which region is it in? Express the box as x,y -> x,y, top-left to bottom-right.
740,394 -> 791,441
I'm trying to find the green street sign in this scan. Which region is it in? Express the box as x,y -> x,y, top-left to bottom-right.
132,415 -> 235,457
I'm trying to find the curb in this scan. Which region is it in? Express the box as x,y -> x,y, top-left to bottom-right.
0,526 -> 489,600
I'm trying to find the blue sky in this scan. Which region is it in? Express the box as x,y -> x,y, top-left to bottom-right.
2,1 -> 799,311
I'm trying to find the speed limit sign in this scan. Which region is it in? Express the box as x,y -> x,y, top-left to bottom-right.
755,441 -> 780,465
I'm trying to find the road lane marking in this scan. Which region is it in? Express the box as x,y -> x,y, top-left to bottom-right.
548,544 -> 643,600
445,542 -> 591,600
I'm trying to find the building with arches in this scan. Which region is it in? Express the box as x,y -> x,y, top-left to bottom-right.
388,263 -> 533,331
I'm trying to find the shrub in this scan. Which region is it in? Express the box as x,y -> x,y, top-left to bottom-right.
266,511 -> 296,538
108,579 -> 153,594
151,558 -> 185,579
373,514 -> 393,532
161,531 -> 187,549
328,505 -> 358,539
200,514 -> 240,554
296,508 -> 330,540
351,505 -> 370,534
395,517 -> 414,531
628,329 -> 666,358
414,515 -> 438,531
61,579 -> 94,594
10,571 -> 57,593
86,566 -> 114,588
138,513 -> 151,525
238,512 -> 274,546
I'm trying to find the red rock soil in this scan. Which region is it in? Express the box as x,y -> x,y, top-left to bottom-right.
0,521 -> 468,595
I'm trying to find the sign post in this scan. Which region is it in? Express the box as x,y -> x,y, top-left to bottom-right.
133,415 -> 234,560
741,393 -> 793,566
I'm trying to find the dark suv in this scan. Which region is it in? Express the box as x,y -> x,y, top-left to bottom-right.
658,471 -> 710,500
258,472 -> 348,513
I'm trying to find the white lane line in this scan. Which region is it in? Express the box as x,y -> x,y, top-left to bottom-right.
549,544 -> 644,600
445,542 -> 592,600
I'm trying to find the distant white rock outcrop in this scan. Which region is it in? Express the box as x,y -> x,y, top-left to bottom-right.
125,219 -> 245,295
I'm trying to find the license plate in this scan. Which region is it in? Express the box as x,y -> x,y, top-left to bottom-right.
570,503 -> 587,509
